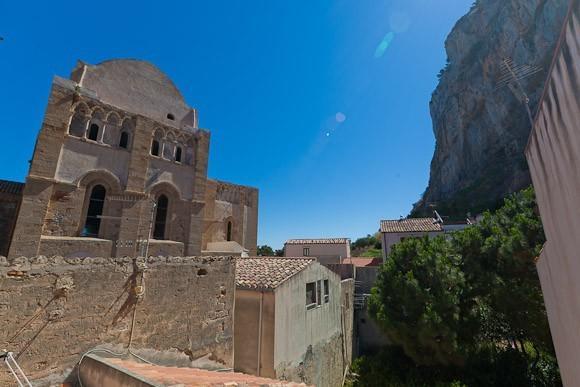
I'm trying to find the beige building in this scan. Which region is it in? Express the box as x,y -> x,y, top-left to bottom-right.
234,257 -> 354,387
0,59 -> 257,258
524,2 -> 580,386
380,218 -> 444,258
284,238 -> 351,265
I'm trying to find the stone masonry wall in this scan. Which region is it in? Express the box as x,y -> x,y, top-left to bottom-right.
0,255 -> 235,386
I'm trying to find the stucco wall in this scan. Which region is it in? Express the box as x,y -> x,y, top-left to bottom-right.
274,262 -> 345,387
284,243 -> 350,264
524,3 -> 580,385
0,255 -> 235,386
233,289 -> 276,378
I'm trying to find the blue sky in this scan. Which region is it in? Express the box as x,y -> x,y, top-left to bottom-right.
0,0 -> 471,249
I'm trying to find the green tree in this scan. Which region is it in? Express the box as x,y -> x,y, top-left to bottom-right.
368,235 -> 470,366
256,245 -> 274,256
365,187 -> 559,385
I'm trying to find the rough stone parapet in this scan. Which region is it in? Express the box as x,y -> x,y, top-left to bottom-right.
0,255 -> 236,386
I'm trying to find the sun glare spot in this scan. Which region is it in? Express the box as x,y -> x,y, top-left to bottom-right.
374,32 -> 395,58
335,112 -> 346,123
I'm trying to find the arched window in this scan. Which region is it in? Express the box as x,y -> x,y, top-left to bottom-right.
227,221 -> 233,241
151,139 -> 160,156
82,185 -> 106,237
69,106 -> 89,137
87,110 -> 104,141
175,146 -> 182,163
87,123 -> 99,141
119,131 -> 129,149
153,195 -> 169,240
103,113 -> 120,145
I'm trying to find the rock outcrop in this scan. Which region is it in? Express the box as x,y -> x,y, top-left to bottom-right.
413,0 -> 570,217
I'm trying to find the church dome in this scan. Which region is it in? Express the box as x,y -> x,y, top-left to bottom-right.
73,59 -> 196,129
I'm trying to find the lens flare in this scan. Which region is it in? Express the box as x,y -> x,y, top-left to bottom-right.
335,112 -> 346,123
374,32 -> 395,58
389,11 -> 411,34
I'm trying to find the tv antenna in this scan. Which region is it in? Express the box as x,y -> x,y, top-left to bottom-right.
495,58 -> 542,127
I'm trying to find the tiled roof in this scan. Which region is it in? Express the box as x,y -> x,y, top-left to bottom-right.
380,218 -> 443,233
106,357 -> 310,386
236,257 -> 315,290
342,257 -> 383,267
0,179 -> 24,195
285,238 -> 350,245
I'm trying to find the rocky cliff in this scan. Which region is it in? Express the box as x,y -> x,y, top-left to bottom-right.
412,0 -> 570,217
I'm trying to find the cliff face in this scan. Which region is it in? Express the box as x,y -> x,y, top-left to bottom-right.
413,0 -> 570,217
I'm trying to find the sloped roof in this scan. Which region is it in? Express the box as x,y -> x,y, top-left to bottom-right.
236,257 -> 315,290
380,218 -> 443,233
285,238 -> 350,245
0,179 -> 24,195
342,257 -> 383,267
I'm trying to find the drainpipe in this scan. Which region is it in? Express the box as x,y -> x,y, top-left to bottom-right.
257,291 -> 264,376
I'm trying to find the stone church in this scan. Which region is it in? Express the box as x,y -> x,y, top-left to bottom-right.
0,59 -> 258,258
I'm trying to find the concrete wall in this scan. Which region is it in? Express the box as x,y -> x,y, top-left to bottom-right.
524,3 -> 580,385
381,231 -> 443,258
274,262 -> 345,387
0,255 -> 235,386
284,243 -> 350,265
234,289 -> 276,378
341,279 -> 355,366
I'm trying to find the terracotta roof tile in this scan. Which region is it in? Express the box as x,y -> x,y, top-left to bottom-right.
380,218 -> 443,233
285,238 -> 350,245
342,257 -> 383,267
0,179 -> 24,195
236,257 -> 315,290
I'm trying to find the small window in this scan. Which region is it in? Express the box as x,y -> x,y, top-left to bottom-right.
175,147 -> 182,162
151,139 -> 160,156
317,280 -> 322,306
88,123 -> 99,141
324,279 -> 329,303
303,247 -> 310,256
81,185 -> 106,237
153,195 -> 169,240
167,113 -> 175,120
119,132 -> 129,149
227,221 -> 233,241
306,282 -> 317,309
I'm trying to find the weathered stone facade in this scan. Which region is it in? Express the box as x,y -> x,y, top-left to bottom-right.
5,59 -> 258,258
0,255 -> 235,386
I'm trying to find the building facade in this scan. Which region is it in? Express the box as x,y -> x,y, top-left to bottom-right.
234,257 -> 354,387
284,238 -> 351,265
524,1 -> 580,385
379,218 -> 444,259
2,59 -> 257,259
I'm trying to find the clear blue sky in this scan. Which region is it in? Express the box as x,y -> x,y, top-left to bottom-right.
0,0 -> 471,249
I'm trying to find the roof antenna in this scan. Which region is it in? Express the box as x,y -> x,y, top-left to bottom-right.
495,57 -> 542,127
433,210 -> 444,224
